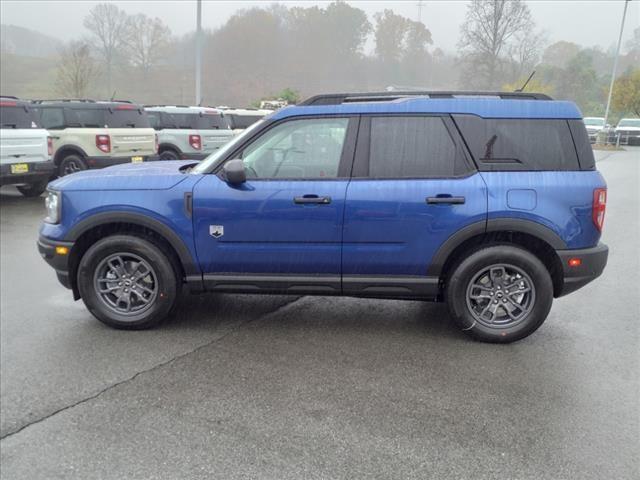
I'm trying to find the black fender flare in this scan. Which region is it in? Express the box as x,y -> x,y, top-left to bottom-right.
54,145 -> 89,165
66,211 -> 199,275
426,218 -> 567,277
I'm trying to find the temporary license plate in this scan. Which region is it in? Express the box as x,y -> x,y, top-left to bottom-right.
131,156 -> 143,163
10,163 -> 29,174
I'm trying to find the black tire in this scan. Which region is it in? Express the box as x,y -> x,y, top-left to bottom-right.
58,154 -> 87,177
16,180 -> 48,197
446,245 -> 553,343
77,235 -> 179,330
159,149 -> 180,160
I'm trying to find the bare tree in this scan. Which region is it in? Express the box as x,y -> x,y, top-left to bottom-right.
83,3 -> 129,96
125,14 -> 172,77
458,0 -> 535,89
54,41 -> 97,98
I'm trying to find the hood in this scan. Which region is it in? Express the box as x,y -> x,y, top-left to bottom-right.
49,160 -> 198,191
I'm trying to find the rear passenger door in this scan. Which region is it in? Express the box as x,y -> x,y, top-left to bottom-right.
342,115 -> 487,297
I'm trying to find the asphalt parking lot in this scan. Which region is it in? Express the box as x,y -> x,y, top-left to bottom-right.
1,148 -> 638,480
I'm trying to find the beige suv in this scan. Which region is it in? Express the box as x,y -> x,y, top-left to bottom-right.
32,100 -> 158,177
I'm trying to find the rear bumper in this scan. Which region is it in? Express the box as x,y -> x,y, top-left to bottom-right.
37,235 -> 74,290
0,161 -> 55,186
85,154 -> 160,169
556,243 -> 608,297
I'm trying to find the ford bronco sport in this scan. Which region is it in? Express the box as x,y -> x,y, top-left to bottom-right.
0,96 -> 53,196
145,105 -> 234,160
32,99 -> 158,177
38,91 -> 608,343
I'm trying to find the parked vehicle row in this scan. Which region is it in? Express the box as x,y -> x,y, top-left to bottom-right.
1,97 -> 272,195
38,90 -> 609,343
582,116 -> 640,144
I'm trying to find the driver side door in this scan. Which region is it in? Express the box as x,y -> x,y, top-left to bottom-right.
192,116 -> 358,293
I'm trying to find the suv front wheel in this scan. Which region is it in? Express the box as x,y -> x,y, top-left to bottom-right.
77,235 -> 179,329
446,245 -> 553,343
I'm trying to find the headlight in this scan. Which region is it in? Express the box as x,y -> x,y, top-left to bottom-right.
44,190 -> 61,224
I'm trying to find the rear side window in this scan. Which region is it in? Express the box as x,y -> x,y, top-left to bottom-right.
368,116 -> 458,178
106,107 -> 151,128
453,115 -> 580,171
75,108 -> 105,127
0,104 -> 39,129
568,120 -> 595,170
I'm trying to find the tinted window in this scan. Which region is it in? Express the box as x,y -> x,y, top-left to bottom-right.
105,108 -> 150,128
38,108 -> 66,129
239,118 -> 348,179
228,114 -> 264,129
75,108 -> 105,127
146,111 -> 161,129
453,115 -> 580,171
368,116 -> 457,178
192,112 -> 230,130
568,120 -> 596,170
0,104 -> 38,129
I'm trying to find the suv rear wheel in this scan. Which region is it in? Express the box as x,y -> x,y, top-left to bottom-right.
446,245 -> 553,343
77,235 -> 179,329
159,149 -> 180,160
58,154 -> 87,177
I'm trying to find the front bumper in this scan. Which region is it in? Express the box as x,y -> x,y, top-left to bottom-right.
38,235 -> 74,291
0,161 -> 55,186
85,154 -> 160,169
556,243 -> 608,297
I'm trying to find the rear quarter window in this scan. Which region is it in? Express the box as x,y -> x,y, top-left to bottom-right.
1,104 -> 39,129
106,107 -> 151,128
453,115 -> 580,171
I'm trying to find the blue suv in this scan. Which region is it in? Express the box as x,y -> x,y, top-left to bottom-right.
38,91 -> 608,343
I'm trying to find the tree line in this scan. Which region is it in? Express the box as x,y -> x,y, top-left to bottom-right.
12,1 -> 640,118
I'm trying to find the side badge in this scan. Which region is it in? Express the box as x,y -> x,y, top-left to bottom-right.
209,225 -> 224,238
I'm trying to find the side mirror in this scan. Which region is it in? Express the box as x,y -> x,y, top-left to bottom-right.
222,159 -> 246,184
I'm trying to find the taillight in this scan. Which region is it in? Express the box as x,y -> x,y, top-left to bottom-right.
47,136 -> 53,157
189,134 -> 201,150
154,133 -> 159,154
95,134 -> 111,153
593,188 -> 607,232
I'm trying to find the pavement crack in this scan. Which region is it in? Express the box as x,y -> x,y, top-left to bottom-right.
0,296 -> 304,441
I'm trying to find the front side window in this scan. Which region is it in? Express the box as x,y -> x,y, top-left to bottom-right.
239,118 -> 349,179
38,108 -> 66,129
368,116 -> 458,178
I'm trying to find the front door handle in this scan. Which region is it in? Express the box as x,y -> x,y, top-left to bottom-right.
426,195 -> 466,205
293,195 -> 332,205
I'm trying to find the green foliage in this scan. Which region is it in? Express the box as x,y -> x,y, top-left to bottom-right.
612,69 -> 640,117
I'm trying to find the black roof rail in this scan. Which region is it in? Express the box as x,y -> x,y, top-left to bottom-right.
144,104 -> 195,108
31,98 -> 97,104
0,95 -> 20,100
107,99 -> 134,104
299,91 -> 553,106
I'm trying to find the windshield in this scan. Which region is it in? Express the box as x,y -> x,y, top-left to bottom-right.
0,104 -> 39,129
191,119 -> 265,174
618,119 -> 640,127
583,117 -> 604,126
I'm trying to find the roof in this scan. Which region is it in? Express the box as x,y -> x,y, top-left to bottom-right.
145,105 -> 223,114
271,97 -> 583,121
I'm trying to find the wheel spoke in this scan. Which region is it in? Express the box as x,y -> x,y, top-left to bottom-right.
98,285 -> 120,294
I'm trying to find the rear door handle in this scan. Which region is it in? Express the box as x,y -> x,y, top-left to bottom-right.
426,196 -> 466,205
294,195 -> 332,205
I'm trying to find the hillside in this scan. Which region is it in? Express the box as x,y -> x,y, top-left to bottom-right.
0,24 -> 62,57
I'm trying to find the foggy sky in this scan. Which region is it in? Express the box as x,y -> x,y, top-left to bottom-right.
1,0 -> 638,53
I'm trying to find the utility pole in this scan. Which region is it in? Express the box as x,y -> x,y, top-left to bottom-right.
195,0 -> 202,106
602,0 -> 630,142
416,0 -> 424,24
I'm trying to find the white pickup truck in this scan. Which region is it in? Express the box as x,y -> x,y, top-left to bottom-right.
1,96 -> 53,196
